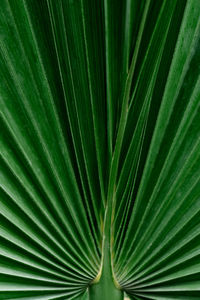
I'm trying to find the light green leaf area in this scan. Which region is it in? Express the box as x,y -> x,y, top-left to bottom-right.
0,0 -> 199,299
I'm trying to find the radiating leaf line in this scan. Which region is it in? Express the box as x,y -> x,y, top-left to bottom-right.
0,0 -> 199,298
21,0 -> 101,264
0,147 -> 93,271
119,0 -> 200,270
46,0 -> 101,256
80,0 -> 106,205
119,175 -> 200,285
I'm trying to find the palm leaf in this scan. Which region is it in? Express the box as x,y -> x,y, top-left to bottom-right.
0,0 -> 199,299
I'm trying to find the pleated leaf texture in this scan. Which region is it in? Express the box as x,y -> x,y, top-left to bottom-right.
0,0 -> 200,299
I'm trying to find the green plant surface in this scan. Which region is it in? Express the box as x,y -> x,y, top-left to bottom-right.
0,0 -> 200,299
